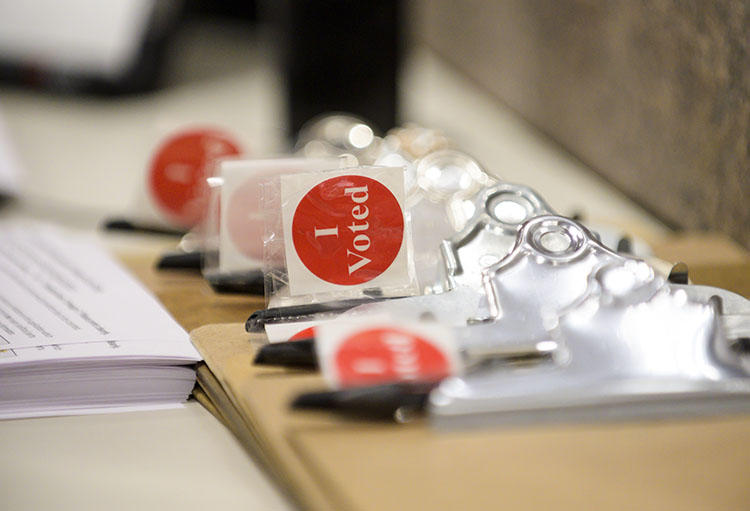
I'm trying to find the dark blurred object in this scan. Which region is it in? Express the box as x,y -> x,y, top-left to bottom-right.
254,337 -> 317,368
0,1 -> 260,95
185,1 -> 257,21
667,262 -> 690,285
245,297 -> 401,332
103,218 -> 187,237
276,0 -> 402,137
154,250 -> 266,295
292,381 -> 435,422
0,0 -> 183,94
156,250 -> 204,271
206,270 -> 266,295
414,0 -> 750,248
152,247 -> 267,294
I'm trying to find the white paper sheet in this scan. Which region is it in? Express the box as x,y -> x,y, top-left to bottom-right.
0,337 -> 200,370
0,222 -> 197,352
0,402 -> 185,420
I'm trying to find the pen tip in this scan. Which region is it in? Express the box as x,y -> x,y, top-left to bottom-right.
667,262 -> 689,285
245,311 -> 264,332
253,349 -> 267,364
292,391 -> 336,409
102,218 -> 133,230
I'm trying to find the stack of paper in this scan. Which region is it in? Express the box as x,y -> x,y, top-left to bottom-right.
0,223 -> 201,419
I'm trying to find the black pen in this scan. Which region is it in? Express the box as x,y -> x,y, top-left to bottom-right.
254,337 -> 317,368
288,342 -> 555,423
206,270 -> 265,295
245,296 -> 403,332
102,218 -> 187,237
156,250 -> 203,271
154,246 -> 266,294
256,334 -> 555,371
292,381 -> 438,422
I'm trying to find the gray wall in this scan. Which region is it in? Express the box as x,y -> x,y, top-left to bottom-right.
414,0 -> 749,247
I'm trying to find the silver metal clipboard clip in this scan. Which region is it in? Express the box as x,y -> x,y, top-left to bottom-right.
429,217 -> 750,428
343,182 -> 556,324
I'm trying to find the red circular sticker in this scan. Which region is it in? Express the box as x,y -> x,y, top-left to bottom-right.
148,129 -> 242,228
292,175 -> 404,285
289,326 -> 317,341
334,327 -> 451,386
227,175 -> 266,260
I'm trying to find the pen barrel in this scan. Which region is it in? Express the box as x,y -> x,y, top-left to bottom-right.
292,382 -> 435,422
245,297 -> 398,332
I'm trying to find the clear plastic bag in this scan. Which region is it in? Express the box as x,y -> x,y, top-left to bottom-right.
263,165 -> 419,307
200,156 -> 349,284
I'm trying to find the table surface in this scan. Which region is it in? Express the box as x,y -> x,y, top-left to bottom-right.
0,30 -> 670,510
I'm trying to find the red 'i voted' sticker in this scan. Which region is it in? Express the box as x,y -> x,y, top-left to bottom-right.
148,128 -> 242,228
328,326 -> 454,387
291,174 -> 404,286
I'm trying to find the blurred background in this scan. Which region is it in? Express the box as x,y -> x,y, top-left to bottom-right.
0,0 -> 747,246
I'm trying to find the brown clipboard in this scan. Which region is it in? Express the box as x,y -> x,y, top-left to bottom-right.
117,234 -> 750,511
190,323 -> 750,511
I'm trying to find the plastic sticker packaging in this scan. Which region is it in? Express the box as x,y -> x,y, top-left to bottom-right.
200,156 -> 349,282
263,165 -> 419,307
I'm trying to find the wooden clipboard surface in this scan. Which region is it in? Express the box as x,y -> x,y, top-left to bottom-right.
190,323 -> 750,511
117,234 -> 750,511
